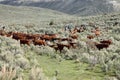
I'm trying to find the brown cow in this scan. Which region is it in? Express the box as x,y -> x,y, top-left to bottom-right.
87,35 -> 95,39
26,34 -> 41,40
69,34 -> 78,39
95,30 -> 100,36
40,34 -> 51,41
59,38 -> 72,41
12,33 -> 26,40
69,42 -> 77,48
33,39 -> 46,46
95,43 -> 110,50
20,39 -> 32,45
91,29 -> 101,36
73,25 -> 86,33
100,40 -> 112,45
48,34 -> 60,41
40,34 -> 59,41
51,43 -> 71,52
0,30 -> 7,36
6,31 -> 13,37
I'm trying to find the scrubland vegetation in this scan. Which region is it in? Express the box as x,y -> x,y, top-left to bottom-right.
0,4 -> 120,80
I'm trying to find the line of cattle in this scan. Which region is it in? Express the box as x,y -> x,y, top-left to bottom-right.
0,26 -> 112,52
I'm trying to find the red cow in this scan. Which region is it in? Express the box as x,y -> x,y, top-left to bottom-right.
12,33 -> 26,40
41,34 -> 59,41
33,39 -> 46,46
26,34 -> 41,40
49,34 -> 60,41
40,35 -> 51,41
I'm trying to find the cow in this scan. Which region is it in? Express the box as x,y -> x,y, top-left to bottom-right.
33,39 -> 46,46
12,33 -> 26,40
40,34 -> 51,41
91,27 -> 101,36
94,30 -> 100,36
87,35 -> 95,39
100,40 -> 112,45
59,38 -> 72,41
95,43 -> 110,50
6,31 -> 13,37
73,26 -> 79,33
69,42 -> 77,48
69,34 -> 78,39
73,27 -> 84,33
0,30 -> 7,36
26,34 -> 41,40
40,34 -> 59,41
51,43 -> 71,53
20,39 -> 32,45
47,34 -> 60,41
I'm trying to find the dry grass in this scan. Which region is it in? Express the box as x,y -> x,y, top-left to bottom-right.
29,66 -> 49,80
0,65 -> 16,80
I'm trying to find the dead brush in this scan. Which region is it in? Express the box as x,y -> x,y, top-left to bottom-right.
29,66 -> 49,80
0,65 -> 16,80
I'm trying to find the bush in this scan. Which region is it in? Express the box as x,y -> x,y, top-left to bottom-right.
49,21 -> 54,26
29,66 -> 49,80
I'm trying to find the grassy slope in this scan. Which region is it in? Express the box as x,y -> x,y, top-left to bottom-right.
36,55 -> 105,80
24,50 -> 106,80
22,49 -> 106,80
0,4 -> 75,25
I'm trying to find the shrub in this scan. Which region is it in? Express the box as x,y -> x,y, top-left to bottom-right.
49,21 -> 54,26
29,66 -> 49,80
15,57 -> 30,69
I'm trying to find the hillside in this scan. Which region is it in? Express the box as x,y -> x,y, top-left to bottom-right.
0,0 -> 120,16
0,4 -> 75,24
0,4 -> 120,80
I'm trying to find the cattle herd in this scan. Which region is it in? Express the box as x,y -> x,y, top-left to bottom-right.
0,25 -> 112,53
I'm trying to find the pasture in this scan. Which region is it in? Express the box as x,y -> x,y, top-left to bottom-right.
0,4 -> 120,80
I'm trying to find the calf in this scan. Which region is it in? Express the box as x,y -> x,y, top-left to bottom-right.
0,30 -> 7,36
87,35 -> 95,39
